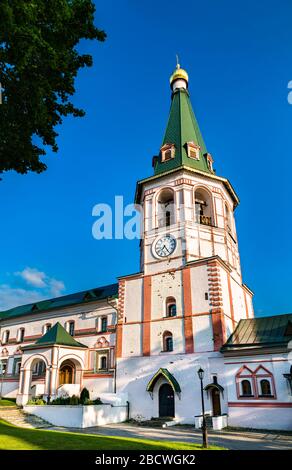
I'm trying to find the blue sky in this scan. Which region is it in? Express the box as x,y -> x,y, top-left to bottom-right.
0,0 -> 291,316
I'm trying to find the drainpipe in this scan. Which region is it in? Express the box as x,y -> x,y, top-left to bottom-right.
0,360 -> 3,399
106,297 -> 119,394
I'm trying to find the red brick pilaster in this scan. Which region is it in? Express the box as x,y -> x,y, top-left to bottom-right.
116,280 -> 125,358
227,272 -> 235,328
207,260 -> 226,351
183,267 -> 194,353
142,275 -> 152,356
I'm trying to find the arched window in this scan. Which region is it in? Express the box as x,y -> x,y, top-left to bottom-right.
157,189 -> 175,228
43,323 -> 52,334
32,360 -> 46,377
194,188 -> 213,226
2,330 -> 10,345
260,379 -> 272,396
162,331 -> 173,352
67,321 -> 75,336
100,356 -> 107,370
241,379 -> 253,396
17,328 -> 25,343
166,297 -> 177,317
254,365 -> 275,398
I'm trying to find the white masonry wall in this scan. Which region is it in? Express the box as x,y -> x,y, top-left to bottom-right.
116,352 -> 227,424
224,353 -> 292,431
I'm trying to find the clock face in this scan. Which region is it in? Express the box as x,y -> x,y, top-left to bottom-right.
154,235 -> 176,258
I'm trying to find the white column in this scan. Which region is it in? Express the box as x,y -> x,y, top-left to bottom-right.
49,366 -> 58,399
43,367 -> 51,401
16,369 -> 31,406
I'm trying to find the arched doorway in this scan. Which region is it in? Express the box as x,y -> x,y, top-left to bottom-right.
159,383 -> 175,417
59,361 -> 74,385
211,388 -> 221,416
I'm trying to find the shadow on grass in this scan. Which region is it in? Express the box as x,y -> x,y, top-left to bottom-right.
0,398 -> 17,407
0,420 -> 219,451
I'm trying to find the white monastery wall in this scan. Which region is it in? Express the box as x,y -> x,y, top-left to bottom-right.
116,352 -> 227,424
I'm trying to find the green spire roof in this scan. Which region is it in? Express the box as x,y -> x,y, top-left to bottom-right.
32,322 -> 87,348
153,85 -> 212,175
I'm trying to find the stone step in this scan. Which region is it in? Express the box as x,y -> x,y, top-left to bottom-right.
0,407 -> 51,429
134,417 -> 175,428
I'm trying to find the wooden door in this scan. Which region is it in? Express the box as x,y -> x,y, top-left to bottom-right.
59,365 -> 73,385
211,388 -> 221,416
159,384 -> 175,417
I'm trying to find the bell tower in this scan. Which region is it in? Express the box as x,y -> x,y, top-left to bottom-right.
116,62 -> 254,370
136,63 -> 241,284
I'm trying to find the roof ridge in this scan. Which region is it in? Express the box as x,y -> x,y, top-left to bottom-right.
0,282 -> 118,321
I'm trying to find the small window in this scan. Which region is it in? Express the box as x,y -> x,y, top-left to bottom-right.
205,292 -> 209,300
241,379 -> 253,396
12,359 -> 21,376
206,153 -> 214,171
161,144 -> 175,162
189,149 -> 199,159
2,330 -> 10,345
163,331 -> 173,352
260,379 -> 272,396
101,317 -> 108,333
187,142 -> 200,160
164,149 -> 172,161
165,336 -> 173,352
43,323 -> 52,334
168,304 -> 176,317
32,361 -> 46,376
100,356 -> 107,370
18,328 -> 25,343
68,321 -> 75,336
166,297 -> 177,317
0,360 -> 7,375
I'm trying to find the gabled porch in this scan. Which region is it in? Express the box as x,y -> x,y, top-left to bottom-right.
16,322 -> 87,406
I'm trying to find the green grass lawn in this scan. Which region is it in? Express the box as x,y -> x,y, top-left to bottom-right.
0,398 -> 16,407
0,419 -> 223,450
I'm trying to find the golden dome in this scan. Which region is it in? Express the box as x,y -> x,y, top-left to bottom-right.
170,64 -> 189,86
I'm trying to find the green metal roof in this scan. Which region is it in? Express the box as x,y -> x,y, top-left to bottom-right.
22,322 -> 87,349
153,88 -> 212,175
146,368 -> 181,393
221,314 -> 292,352
0,283 -> 118,322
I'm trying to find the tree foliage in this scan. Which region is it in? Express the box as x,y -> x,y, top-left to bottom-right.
0,0 -> 106,175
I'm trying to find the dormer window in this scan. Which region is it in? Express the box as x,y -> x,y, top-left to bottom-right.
161,144 -> 175,162
187,142 -> 200,160
206,153 -> 214,172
